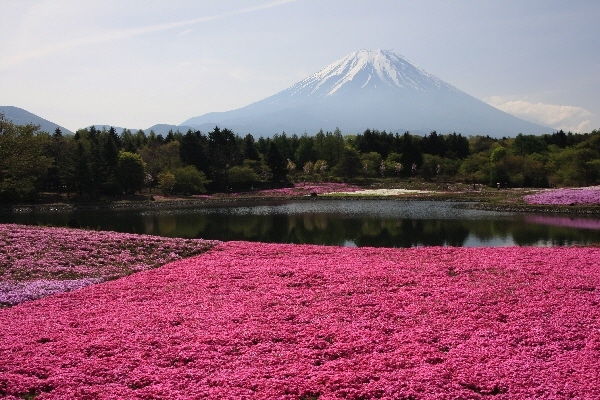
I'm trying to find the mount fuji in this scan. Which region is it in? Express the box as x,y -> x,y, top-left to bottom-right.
182,49 -> 552,137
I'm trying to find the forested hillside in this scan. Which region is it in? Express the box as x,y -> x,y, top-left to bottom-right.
1,113 -> 598,202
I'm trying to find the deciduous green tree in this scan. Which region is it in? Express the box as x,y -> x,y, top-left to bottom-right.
360,152 -> 383,178
157,172 -> 176,195
117,151 -> 146,194
139,140 -> 182,183
0,114 -> 51,202
227,165 -> 262,191
383,152 -> 403,177
172,166 -> 208,195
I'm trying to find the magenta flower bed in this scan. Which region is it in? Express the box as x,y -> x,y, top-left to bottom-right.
0,224 -> 217,306
1,242 -> 599,399
523,186 -> 600,205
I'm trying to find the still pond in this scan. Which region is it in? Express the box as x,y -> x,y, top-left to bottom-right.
2,200 -> 599,247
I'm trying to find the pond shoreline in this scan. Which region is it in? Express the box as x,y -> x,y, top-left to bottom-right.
471,202 -> 600,214
3,182 -> 600,214
2,193 -> 600,214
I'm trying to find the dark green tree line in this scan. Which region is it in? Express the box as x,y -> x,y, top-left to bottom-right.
2,111 -> 600,203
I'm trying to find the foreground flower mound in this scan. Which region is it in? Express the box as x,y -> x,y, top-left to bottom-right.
523,186 -> 600,205
0,224 -> 218,307
1,243 -> 600,399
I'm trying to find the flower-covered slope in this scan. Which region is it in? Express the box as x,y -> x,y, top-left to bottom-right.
0,224 -> 218,306
1,242 -> 599,399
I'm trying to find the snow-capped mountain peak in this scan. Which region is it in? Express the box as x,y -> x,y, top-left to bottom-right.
286,49 -> 457,97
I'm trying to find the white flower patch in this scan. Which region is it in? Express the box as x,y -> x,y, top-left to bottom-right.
326,188 -> 431,196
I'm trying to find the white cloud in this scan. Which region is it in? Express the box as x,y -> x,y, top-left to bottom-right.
177,29 -> 194,37
0,0 -> 296,72
486,96 -> 593,133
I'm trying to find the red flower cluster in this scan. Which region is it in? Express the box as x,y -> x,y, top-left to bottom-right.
1,242 -> 599,399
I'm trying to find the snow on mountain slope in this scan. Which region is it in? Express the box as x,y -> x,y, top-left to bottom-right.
285,49 -> 458,98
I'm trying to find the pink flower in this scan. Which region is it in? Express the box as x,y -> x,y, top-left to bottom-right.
1,241 -> 599,398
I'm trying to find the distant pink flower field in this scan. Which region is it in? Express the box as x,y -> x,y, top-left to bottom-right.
1,241 -> 599,399
523,186 -> 600,205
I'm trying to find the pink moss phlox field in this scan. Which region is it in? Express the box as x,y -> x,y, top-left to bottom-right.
525,214 -> 600,230
523,186 -> 600,205
0,224 -> 218,306
1,242 -> 600,399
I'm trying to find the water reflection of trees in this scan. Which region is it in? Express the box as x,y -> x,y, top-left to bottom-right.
200,214 -> 600,248
285,217 -> 472,248
4,205 -> 600,247
511,222 -> 600,246
465,220 -> 514,242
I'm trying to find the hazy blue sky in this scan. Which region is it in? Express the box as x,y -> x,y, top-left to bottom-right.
1,0 -> 599,133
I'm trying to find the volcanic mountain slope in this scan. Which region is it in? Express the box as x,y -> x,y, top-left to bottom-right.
182,49 -> 552,137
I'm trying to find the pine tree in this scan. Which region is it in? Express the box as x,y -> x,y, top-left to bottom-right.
266,141 -> 287,183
